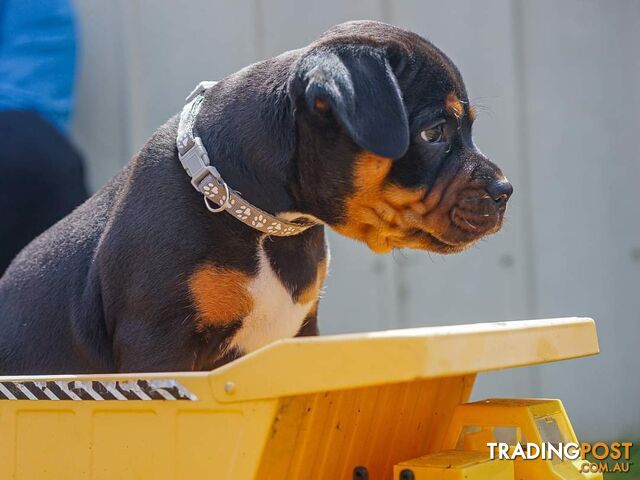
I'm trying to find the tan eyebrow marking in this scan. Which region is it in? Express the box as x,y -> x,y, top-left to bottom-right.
468,104 -> 477,122
445,92 -> 464,118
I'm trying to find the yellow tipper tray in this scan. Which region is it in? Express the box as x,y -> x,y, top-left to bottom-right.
0,317 -> 599,479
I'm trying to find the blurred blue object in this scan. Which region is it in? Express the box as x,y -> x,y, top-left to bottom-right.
0,0 -> 77,131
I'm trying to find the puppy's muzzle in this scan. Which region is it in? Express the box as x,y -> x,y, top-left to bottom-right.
451,177 -> 512,236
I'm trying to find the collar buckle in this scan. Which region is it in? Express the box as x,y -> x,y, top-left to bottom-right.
177,81 -> 321,236
178,136 -> 223,191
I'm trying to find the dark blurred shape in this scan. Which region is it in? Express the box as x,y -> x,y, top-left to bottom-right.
0,0 -> 88,275
0,111 -> 87,274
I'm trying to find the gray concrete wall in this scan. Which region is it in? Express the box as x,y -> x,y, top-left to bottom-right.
70,0 -> 640,441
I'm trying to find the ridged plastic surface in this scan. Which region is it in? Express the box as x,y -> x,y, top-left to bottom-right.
256,375 -> 475,479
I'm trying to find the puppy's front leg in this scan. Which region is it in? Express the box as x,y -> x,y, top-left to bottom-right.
112,320 -> 198,373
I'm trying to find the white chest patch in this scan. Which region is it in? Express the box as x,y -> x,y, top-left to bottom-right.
229,246 -> 315,354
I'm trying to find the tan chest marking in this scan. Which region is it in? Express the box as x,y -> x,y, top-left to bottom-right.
189,266 -> 253,331
229,247 -> 320,354
189,245 -> 326,354
296,257 -> 328,304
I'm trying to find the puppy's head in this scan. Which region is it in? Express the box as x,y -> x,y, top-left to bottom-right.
289,21 -> 512,254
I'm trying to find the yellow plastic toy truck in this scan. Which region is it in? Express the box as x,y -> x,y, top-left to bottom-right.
394,398 -> 603,479
0,317 -> 600,479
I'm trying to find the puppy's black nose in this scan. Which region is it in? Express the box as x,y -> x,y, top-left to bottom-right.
486,178 -> 513,204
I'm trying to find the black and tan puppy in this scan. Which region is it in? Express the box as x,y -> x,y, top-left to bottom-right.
0,21 -> 511,374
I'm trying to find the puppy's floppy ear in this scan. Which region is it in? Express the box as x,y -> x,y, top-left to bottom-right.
293,47 -> 410,159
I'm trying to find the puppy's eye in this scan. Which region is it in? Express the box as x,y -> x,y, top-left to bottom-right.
420,123 -> 447,143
